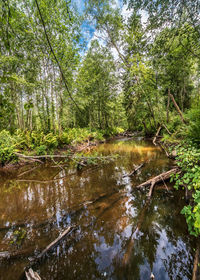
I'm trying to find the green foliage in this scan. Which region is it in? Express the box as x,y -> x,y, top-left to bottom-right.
0,127 -> 124,165
186,108 -> 200,144
0,130 -> 17,165
58,128 -> 105,145
172,144 -> 200,191
172,144 -> 200,236
35,145 -> 48,156
181,191 -> 200,237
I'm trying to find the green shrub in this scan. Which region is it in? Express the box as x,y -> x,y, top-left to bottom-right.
43,133 -> 58,149
181,191 -> 200,237
0,130 -> 17,165
172,143 -> 200,236
186,108 -> 200,144
35,145 -> 48,155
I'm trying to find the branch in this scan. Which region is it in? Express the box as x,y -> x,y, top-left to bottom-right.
134,168 -> 179,189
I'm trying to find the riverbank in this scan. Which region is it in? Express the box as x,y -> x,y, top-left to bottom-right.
0,128 -> 134,170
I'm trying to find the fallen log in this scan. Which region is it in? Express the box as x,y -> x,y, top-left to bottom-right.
25,268 -> 41,280
134,168 -> 179,189
123,163 -> 145,178
15,153 -> 70,160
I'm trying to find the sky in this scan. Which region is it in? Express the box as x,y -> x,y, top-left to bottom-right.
71,0 -> 124,51
71,0 -> 148,58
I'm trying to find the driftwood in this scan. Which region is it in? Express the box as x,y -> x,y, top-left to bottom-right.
25,268 -> 41,280
123,163 -> 145,178
192,243 -> 200,280
134,168 -> 179,189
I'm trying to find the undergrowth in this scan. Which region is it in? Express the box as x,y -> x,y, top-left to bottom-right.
171,143 -> 200,237
0,127 -> 124,165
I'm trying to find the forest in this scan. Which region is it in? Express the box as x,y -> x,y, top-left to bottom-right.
0,0 -> 200,279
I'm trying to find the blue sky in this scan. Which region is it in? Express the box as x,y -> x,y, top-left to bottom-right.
71,0 -> 124,51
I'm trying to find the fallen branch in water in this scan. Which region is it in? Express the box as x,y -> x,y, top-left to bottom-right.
122,169 -> 178,266
25,268 -> 41,280
0,227 -> 76,262
123,163 -> 145,178
15,152 -> 70,160
0,247 -> 36,260
16,174 -> 75,184
134,168 -> 179,189
17,166 -> 39,177
32,226 -> 76,262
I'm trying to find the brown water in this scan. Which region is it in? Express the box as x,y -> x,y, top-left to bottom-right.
0,138 -> 195,280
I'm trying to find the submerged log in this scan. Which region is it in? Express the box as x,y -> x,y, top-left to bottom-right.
25,268 -> 41,280
17,166 -> 38,177
147,181 -> 156,200
123,163 -> 145,178
134,168 -> 179,190
0,227 -> 76,262
33,226 -> 76,262
0,247 -> 36,261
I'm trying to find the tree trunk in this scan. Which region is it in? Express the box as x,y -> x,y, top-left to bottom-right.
169,90 -> 185,123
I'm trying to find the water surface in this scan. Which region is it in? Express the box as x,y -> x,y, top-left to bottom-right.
0,138 -> 195,279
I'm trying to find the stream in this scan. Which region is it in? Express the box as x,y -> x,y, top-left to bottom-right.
0,138 -> 196,280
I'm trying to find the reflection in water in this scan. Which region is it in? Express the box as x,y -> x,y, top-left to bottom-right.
0,138 -> 196,279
